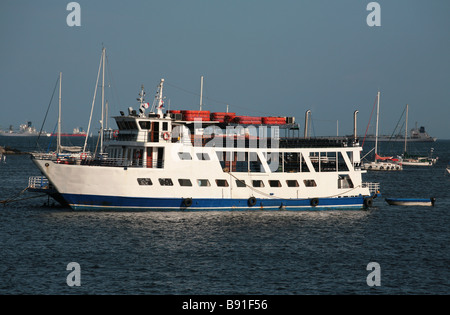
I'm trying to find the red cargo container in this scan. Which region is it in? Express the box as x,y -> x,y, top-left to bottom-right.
262,117 -> 286,125
232,116 -> 262,124
182,110 -> 211,121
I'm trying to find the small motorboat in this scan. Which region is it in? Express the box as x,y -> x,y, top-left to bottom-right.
385,197 -> 436,206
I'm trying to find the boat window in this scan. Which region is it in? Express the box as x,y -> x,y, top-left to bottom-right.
178,152 -> 192,160
137,178 -> 152,185
116,121 -> 125,130
196,153 -> 210,160
139,121 -> 151,130
338,175 -> 354,189
126,121 -> 138,130
216,179 -> 229,187
178,179 -> 192,186
249,153 -> 262,173
159,178 -> 173,186
283,152 -> 300,173
303,179 -> 317,187
337,152 -> 350,171
235,179 -> 246,187
198,179 -> 211,187
150,122 -> 159,142
310,152 -> 320,172
321,152 -> 337,172
268,180 -> 282,187
162,122 -> 168,131
217,151 -> 262,173
267,152 -> 281,172
286,180 -> 299,187
252,180 -> 265,188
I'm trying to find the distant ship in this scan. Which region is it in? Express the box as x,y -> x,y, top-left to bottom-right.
363,125 -> 436,142
50,127 -> 88,137
0,122 -> 51,137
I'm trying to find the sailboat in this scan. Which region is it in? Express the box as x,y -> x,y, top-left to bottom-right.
56,72 -> 84,156
399,104 -> 438,166
31,72 -> 90,163
362,91 -> 402,171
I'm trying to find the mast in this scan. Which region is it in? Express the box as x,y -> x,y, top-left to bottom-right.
156,79 -> 165,117
199,75 -> 204,111
374,91 -> 380,160
83,48 -> 103,153
304,110 -> 311,139
404,104 -> 408,154
353,110 -> 358,142
100,46 -> 105,155
57,72 -> 62,154
105,100 -> 108,130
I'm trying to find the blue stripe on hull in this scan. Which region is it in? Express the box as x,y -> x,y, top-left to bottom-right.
61,193 -> 366,211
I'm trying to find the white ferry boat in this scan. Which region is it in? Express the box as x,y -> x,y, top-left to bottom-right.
29,79 -> 379,211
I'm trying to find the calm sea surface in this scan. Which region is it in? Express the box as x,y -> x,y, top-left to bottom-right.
0,136 -> 449,295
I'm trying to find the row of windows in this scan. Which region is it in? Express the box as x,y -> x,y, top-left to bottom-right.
137,178 -> 317,188
116,120 -> 170,131
177,151 -> 352,174
178,152 -> 210,160
138,178 -> 226,187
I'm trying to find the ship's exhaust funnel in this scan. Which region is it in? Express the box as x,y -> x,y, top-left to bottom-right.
304,110 -> 311,139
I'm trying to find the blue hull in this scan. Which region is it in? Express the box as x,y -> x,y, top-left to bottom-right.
61,193 -> 368,211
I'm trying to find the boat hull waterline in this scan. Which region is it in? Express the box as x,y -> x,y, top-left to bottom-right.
60,194 -> 369,211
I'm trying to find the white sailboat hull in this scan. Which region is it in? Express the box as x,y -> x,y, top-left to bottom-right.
361,161 -> 402,171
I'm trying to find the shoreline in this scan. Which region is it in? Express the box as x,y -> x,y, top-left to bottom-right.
0,146 -> 30,155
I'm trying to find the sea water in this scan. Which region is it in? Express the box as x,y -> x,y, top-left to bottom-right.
0,136 -> 449,295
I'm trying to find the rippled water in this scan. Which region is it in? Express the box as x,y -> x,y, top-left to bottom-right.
1,137 -> 449,294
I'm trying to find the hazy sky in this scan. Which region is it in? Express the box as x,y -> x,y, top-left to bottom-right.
1,0 -> 449,138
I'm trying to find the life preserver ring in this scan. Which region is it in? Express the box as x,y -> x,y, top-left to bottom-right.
113,130 -> 119,138
364,197 -> 373,208
163,132 -> 170,140
310,198 -> 319,207
183,197 -> 193,207
248,196 -> 257,207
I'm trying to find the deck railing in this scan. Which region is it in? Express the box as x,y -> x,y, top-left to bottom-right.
362,182 -> 380,195
28,176 -> 51,190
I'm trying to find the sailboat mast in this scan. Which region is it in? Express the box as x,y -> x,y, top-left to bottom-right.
374,91 -> 380,160
100,47 -> 105,155
57,72 -> 62,154
83,49 -> 103,153
404,104 -> 408,153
